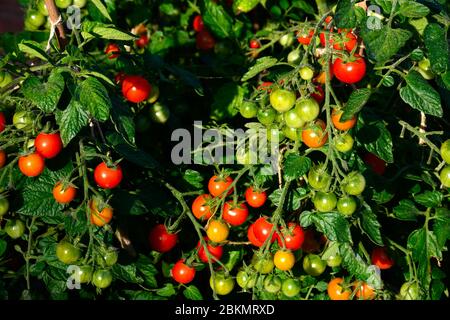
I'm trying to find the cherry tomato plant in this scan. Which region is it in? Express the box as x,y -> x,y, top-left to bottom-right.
0,0 -> 449,301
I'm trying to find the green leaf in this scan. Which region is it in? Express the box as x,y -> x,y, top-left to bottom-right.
21,71 -> 64,113
136,255 -> 158,288
431,279 -> 445,300
283,154 -> 311,182
433,208 -> 450,250
159,3 -> 178,16
233,0 -> 260,13
110,99 -> 135,145
291,0 -> 315,14
223,250 -> 244,272
79,77 -> 111,122
183,169 -> 204,189
112,264 -> 143,284
372,0 -> 394,13
356,113 -> 394,163
339,243 -> 383,289
82,22 -> 136,41
361,26 -> 411,63
90,0 -> 113,22
269,187 -> 307,211
399,71 -> 442,117
341,88 -> 372,121
300,211 -> 352,243
335,0 -> 357,29
393,200 -> 419,221
399,1 -> 430,17
423,23 -> 449,74
241,57 -> 278,82
156,283 -> 176,297
360,206 -> 383,246
210,82 -> 246,120
17,163 -> 72,217
110,189 -> 148,216
183,285 -> 203,300
64,210 -> 88,238
18,40 -> 49,61
0,239 -> 6,257
202,0 -> 233,39
414,190 -> 443,208
55,99 -> 89,146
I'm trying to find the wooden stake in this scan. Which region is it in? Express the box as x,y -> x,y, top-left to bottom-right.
44,0 -> 67,50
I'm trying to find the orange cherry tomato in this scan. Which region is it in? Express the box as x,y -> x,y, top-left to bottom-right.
53,182 -> 77,204
302,119 -> 328,148
331,109 -> 357,131
328,277 -> 351,300
18,153 -> 45,177
90,200 -> 113,227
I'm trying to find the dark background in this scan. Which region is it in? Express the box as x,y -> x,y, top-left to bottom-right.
0,0 -> 24,33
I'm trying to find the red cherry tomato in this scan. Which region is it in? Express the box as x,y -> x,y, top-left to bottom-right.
94,162 -> 123,189
122,75 -> 152,103
0,112 -> 6,132
18,153 -> 45,177
249,39 -> 260,49
364,153 -> 387,175
223,201 -> 249,226
277,222 -> 305,251
135,34 -> 149,48
171,259 -> 196,284
193,15 -> 204,32
197,237 -> 223,263
244,186 -> 267,208
332,56 -> 366,84
333,32 -> 357,52
371,247 -> 394,270
105,43 -> 120,59
0,150 -> 6,168
253,217 -> 276,243
247,223 -> 264,247
257,81 -> 274,92
35,132 -> 63,159
53,182 -> 77,204
191,194 -> 213,220
297,30 -> 314,45
310,85 -> 324,104
196,30 -> 216,50
148,224 -> 178,253
208,175 -> 233,197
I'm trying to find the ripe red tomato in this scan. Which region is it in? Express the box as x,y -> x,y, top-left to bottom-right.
253,217 -> 276,243
148,224 -> 178,253
105,43 -> 120,59
297,30 -> 314,45
244,186 -> 267,208
277,222 -> 305,251
319,31 -> 333,47
310,85 -> 324,104
192,15 -> 204,32
257,81 -> 274,92
171,259 -> 196,284
0,150 -> 6,168
197,237 -> 223,263
208,175 -> 233,197
333,32 -> 357,52
135,34 -> 149,48
332,56 -> 366,84
302,119 -> 328,148
364,153 -> 387,175
122,75 -> 152,103
192,194 -> 213,220
223,201 -> 249,226
196,30 -> 216,50
0,112 -> 5,132
247,223 -> 264,247
90,200 -> 113,227
18,153 -> 45,177
53,182 -> 76,204
94,162 -> 123,189
35,132 -> 63,159
249,39 -> 260,49
331,109 -> 357,131
371,247 -> 394,270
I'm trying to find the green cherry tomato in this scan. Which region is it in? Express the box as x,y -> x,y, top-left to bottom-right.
236,270 -> 257,290
281,278 -> 301,297
251,253 -> 275,274
284,109 -> 305,128
279,33 -> 294,47
56,240 -> 81,264
26,10 -> 45,28
337,196 -> 357,216
76,265 -> 93,284
264,275 -> 282,293
5,219 -> 25,239
270,89 -> 296,112
210,272 -> 235,295
240,101 -> 258,118
149,102 -> 170,124
73,0 -> 87,8
13,111 -> 33,131
440,166 -> 450,188
299,66 -> 314,81
283,126 -> 301,141
326,254 -> 342,268
55,0 -> 73,9
399,282 -> 420,300
335,133 -> 354,153
103,248 -> 119,266
257,108 -> 277,126
287,50 -> 301,64
342,171 -> 366,195
37,0 -> 49,16
313,191 -> 337,212
295,98 -> 320,122
0,197 -> 9,217
92,269 -> 113,289
303,254 -> 326,276
308,165 -> 331,190
440,139 -> 450,164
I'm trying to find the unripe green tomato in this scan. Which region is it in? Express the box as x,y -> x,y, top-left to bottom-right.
326,254 -> 342,267
56,240 -> 81,264
26,10 -> 46,28
251,253 -> 274,274
257,108 -> 277,126
299,66 -> 314,81
264,275 -> 282,293
337,196 -> 357,216
149,102 -> 170,124
239,101 -> 258,119
335,133 -> 354,153
302,254 -> 326,276
342,171 -> 366,195
283,126 -> 301,141
0,197 -> 9,217
147,85 -> 160,104
92,269 -> 113,289
236,270 -> 257,289
287,50 -> 301,64
13,111 -> 33,131
73,0 -> 88,8
279,33 -> 294,47
440,139 -> 450,164
295,98 -> 320,122
103,248 -> 119,266
284,108 -> 305,128
37,0 -> 49,16
270,89 -> 296,112
210,272 -> 235,295
267,125 -> 285,142
5,219 -> 25,239
55,0 -> 73,9
281,278 -> 300,297
24,20 -> 39,31
76,265 -> 93,284
440,166 -> 450,188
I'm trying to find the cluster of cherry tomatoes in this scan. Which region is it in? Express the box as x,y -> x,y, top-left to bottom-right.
192,15 -> 216,51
